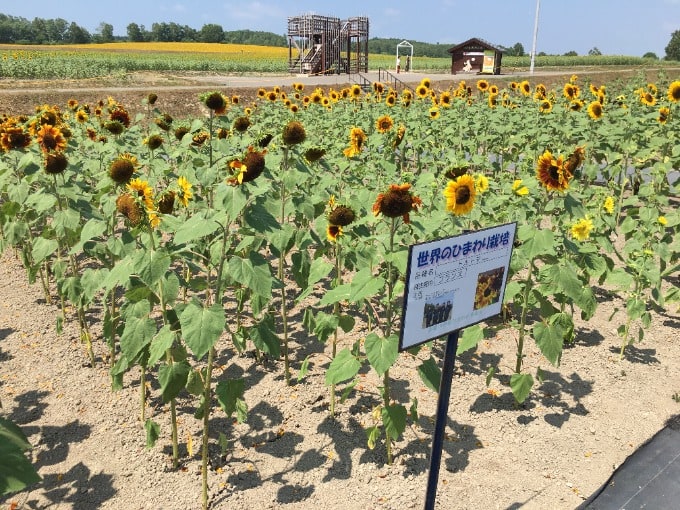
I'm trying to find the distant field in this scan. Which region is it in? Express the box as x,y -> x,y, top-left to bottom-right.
0,42 -> 674,79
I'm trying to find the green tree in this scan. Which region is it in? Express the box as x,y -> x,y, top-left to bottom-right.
200,23 -> 224,43
95,22 -> 114,43
665,30 -> 680,61
126,22 -> 146,42
588,47 -> 602,56
642,52 -> 658,59
65,22 -> 91,44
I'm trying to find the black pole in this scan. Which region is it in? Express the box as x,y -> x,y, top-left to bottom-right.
424,329 -> 460,510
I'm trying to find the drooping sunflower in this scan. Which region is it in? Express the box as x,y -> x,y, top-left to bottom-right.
282,120 -> 306,145
0,125 -> 31,151
569,99 -> 585,112
155,113 -> 173,131
328,204 -> 356,227
109,107 -> 131,128
563,146 -> 585,176
667,81 -> 680,102
104,120 -> 125,135
343,127 -> 367,158
443,174 -> 476,216
304,147 -> 326,163
602,196 -> 615,214
475,174 -> 489,193
116,193 -> 145,227
536,149 -> 571,192
393,124 -> 406,147
376,115 -> 394,133
372,183 -> 422,223
658,106 -> 670,124
571,217 -> 593,241
157,191 -> 175,214
177,176 -> 193,206
233,116 -> 251,133
36,124 -> 67,153
109,153 -> 138,184
145,134 -> 163,151
147,93 -> 158,105
191,131 -> 209,146
587,101 -> 603,120
44,152 -> 68,175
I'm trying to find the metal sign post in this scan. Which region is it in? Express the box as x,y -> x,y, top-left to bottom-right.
424,329 -> 460,510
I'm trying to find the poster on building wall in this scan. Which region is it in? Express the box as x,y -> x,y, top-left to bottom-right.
481,50 -> 496,74
398,223 -> 517,351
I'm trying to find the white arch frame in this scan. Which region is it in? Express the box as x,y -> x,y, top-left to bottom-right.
396,40 -> 414,72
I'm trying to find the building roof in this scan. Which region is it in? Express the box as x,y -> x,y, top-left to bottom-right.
447,37 -> 504,54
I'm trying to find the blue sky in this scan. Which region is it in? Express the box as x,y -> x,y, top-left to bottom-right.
3,0 -> 680,57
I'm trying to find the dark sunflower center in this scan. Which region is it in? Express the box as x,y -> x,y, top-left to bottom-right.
549,165 -> 560,181
455,186 -> 471,205
43,134 -> 57,150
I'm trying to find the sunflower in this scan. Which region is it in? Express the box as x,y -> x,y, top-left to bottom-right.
509,81 -> 519,91
282,120 -> 306,145
155,113 -> 173,131
36,124 -> 67,153
145,134 -> 163,151
385,94 -> 397,107
191,131 -> 209,146
233,116 -> 251,133
75,110 -> 89,123
266,91 -> 278,102
350,84 -> 363,98
147,93 -> 158,105
109,153 -> 138,184
116,193 -> 144,227
563,146 -> 585,176
127,177 -> 154,210
177,176 -> 193,206
328,204 -> 356,226
376,115 -> 394,133
326,224 -> 343,242
304,147 -> 326,162
104,120 -> 125,135
512,179 -> 529,196
343,127 -> 367,158
640,92 -> 656,106
109,107 -> 131,128
440,91 -> 452,107
667,81 -> 680,102
488,94 -> 498,109
0,126 -> 31,151
538,99 -> 552,113
44,152 -> 68,174
587,101 -> 603,120
519,80 -> 531,96
420,77 -> 432,89
257,88 -> 267,98
393,124 -> 406,147
157,191 -> 175,214
571,217 -> 593,241
428,106 -> 440,119
310,90 -> 323,104
475,174 -> 489,193
416,84 -> 429,98
536,150 -> 571,192
563,83 -> 579,100
201,92 -> 227,115
602,196 -> 615,214
476,80 -> 489,93
658,106 -> 670,124
372,183 -> 422,223
443,174 -> 476,216
569,99 -> 584,112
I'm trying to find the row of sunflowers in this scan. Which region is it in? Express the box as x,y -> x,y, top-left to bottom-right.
1,72 -> 678,507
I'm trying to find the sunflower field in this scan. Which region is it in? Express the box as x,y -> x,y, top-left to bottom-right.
1,70 -> 679,507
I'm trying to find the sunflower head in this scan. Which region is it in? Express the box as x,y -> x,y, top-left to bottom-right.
155,113 -> 173,131
443,174 -> 476,216
109,153 -> 138,184
304,147 -> 326,163
571,217 -> 593,241
328,205 -> 356,227
241,147 -> 266,182
667,81 -> 680,103
116,193 -> 145,227
376,115 -> 394,133
282,120 -> 306,145
157,191 -> 175,214
145,134 -> 163,151
233,116 -> 251,133
203,91 -> 227,113
536,149 -> 571,192
147,93 -> 158,105
372,183 -> 422,223
174,126 -> 190,141
44,152 -> 68,174
326,224 -> 343,243
0,126 -> 31,151
104,120 -> 125,135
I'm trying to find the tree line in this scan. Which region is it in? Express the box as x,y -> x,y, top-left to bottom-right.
1,13 -> 677,59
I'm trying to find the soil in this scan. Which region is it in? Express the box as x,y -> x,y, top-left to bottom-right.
1,70 -> 680,510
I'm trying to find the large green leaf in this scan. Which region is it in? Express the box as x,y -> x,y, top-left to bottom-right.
144,419 -> 160,449
533,316 -> 568,367
173,211 -> 221,245
382,404 -> 407,441
137,249 -> 171,287
158,360 -> 191,402
0,417 -> 41,496
217,185 -> 248,223
249,314 -> 281,357
517,226 -> 555,259
216,379 -> 247,422
31,237 -> 58,265
297,258 -> 333,302
417,356 -> 441,392
325,348 -> 361,386
120,316 -> 156,362
318,268 -> 385,306
313,311 -> 339,343
179,301 -> 225,360
364,333 -> 398,376
148,324 -> 176,366
510,373 -> 534,403
227,252 -> 273,297
457,325 -> 484,354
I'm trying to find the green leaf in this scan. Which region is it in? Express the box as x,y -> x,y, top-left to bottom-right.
218,185 -> 248,223
382,404 -> 407,441
120,316 -> 156,362
144,419 -> 160,449
325,348 -> 361,386
297,258 -> 333,302
216,379 -> 247,422
318,268 -> 385,306
158,360 -> 191,402
0,417 -> 41,496
457,325 -> 484,354
417,356 -> 441,392
179,301 -> 225,360
364,333 -> 398,376
606,268 -> 634,290
186,369 -> 205,396
228,252 -> 272,297
533,316 -> 567,367
244,203 -> 279,232
313,311 -> 339,343
249,314 -> 281,357
297,355 -> 311,382
80,218 -> 107,242
518,226 -> 555,259
137,249 -> 171,287
510,373 -> 534,403
338,314 -> 355,333
173,212 -> 221,245
31,237 -> 58,264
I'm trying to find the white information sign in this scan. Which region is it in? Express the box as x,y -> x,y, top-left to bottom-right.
399,222 -> 517,351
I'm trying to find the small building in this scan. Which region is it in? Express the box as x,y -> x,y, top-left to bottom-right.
447,37 -> 503,75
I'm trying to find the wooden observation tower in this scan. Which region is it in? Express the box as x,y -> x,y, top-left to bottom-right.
287,14 -> 369,75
